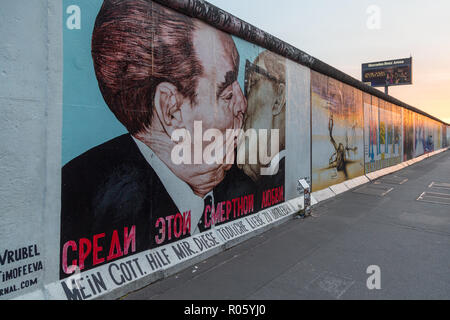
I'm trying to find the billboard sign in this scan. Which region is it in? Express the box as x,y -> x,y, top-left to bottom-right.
362,58 -> 412,87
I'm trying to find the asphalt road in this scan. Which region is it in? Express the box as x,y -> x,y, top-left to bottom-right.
123,150 -> 450,300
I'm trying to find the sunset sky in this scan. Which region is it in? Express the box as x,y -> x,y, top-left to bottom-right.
208,0 -> 450,124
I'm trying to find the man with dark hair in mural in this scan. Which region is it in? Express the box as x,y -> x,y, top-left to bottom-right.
328,115 -> 358,177
60,0 -> 256,278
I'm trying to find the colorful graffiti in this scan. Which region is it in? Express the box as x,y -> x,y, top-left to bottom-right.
403,109 -> 415,161
60,0 -> 289,278
447,125 -> 450,147
311,71 -> 365,191
4,0 -> 450,301
414,113 -> 430,156
402,110 -> 446,161
364,95 -> 403,173
444,125 -> 449,148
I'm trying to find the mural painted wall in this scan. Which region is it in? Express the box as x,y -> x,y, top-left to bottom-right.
413,114 -> 443,157
403,109 -> 415,161
414,113 -> 427,156
1,0 -> 448,300
447,125 -> 450,147
311,71 -> 365,192
445,125 -> 449,148
59,0 -> 310,283
402,110 -> 447,162
364,95 -> 403,173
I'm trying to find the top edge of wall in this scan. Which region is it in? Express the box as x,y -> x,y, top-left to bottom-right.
154,0 -> 449,126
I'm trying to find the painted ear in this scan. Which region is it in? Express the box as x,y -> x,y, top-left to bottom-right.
154,82 -> 183,131
272,83 -> 286,116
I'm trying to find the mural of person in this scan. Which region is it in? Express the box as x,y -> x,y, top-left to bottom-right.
60,0 -> 256,278
237,50 -> 286,208
239,51 -> 286,184
311,72 -> 364,191
327,115 -> 358,178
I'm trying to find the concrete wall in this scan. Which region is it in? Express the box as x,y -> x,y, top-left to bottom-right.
0,0 -> 62,299
447,126 -> 450,147
0,0 -> 448,300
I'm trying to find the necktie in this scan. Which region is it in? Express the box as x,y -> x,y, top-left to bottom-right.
198,194 -> 213,233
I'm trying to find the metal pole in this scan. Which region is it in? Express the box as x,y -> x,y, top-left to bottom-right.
297,178 -> 312,218
385,85 -> 389,95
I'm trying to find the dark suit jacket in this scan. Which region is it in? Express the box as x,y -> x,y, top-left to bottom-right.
60,134 -> 258,278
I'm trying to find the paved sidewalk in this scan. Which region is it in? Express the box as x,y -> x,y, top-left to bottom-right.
123,150 -> 450,300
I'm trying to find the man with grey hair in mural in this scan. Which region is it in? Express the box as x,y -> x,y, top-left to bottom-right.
238,50 -> 287,208
60,0 -> 256,278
